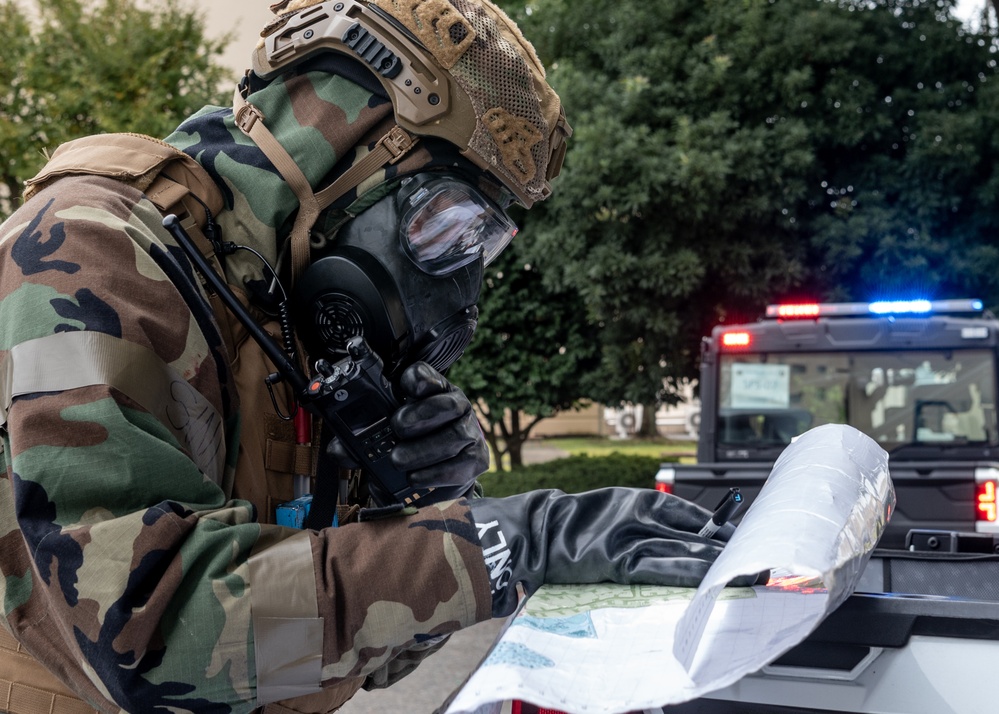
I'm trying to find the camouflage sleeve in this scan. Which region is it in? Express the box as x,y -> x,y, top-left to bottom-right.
0,176 -> 492,713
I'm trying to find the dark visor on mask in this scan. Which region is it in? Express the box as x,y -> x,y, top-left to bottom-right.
399,176 -> 518,275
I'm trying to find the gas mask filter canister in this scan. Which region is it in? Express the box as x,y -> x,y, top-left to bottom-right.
293,173 -> 517,380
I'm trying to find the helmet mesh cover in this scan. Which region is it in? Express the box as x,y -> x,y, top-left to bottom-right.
449,0 -> 551,198
267,0 -> 560,204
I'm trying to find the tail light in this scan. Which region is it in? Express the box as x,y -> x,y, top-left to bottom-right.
978,480 -> 997,523
655,466 -> 675,494
975,468 -> 998,530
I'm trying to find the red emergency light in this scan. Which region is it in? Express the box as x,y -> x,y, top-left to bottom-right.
978,480 -> 997,523
773,303 -> 821,319
721,331 -> 751,348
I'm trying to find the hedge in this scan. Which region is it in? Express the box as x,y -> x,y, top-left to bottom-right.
477,453 -> 667,499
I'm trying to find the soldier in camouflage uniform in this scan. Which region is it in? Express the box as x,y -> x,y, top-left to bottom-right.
0,1 -> 755,712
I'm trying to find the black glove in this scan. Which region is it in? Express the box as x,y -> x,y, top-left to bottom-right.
329,362 -> 489,504
469,487 -> 760,617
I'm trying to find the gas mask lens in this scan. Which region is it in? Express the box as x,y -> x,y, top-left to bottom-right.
401,177 -> 518,275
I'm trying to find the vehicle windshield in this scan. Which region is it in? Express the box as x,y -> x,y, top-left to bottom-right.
716,349 -> 998,452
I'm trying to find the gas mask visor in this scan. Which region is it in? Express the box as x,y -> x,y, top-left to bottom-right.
399,174 -> 518,276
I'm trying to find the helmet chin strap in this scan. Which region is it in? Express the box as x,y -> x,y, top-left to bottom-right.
232,83 -> 418,287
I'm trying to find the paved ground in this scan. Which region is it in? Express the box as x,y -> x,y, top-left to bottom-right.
339,441 -> 564,713
338,618 -> 509,714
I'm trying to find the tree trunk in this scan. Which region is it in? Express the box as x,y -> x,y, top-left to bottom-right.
507,410 -> 524,469
475,401 -> 508,472
473,403 -> 549,471
638,401 -> 660,437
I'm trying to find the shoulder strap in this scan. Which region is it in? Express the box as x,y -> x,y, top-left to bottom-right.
25,133 -> 221,217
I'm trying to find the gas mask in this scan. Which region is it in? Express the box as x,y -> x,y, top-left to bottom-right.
292,172 -> 517,380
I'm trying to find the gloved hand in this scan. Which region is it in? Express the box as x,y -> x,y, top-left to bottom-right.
470,487 -> 760,617
329,361 -> 489,505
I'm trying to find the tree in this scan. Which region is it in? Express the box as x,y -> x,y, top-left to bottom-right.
447,241 -> 600,470
0,0 -> 232,218
512,0 -> 999,404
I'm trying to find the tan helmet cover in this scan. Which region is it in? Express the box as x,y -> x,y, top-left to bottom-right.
257,0 -> 570,207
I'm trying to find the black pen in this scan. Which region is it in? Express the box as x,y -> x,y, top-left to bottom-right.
698,487 -> 744,538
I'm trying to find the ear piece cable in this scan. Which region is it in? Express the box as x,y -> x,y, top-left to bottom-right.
160,174 -> 300,371
231,244 -> 297,360
164,213 -> 435,507
163,214 -> 302,420
228,242 -> 300,420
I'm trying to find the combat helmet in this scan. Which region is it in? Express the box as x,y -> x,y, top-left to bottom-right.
234,0 -> 570,283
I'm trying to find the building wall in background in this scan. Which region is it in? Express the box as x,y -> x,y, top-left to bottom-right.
206,2 -> 275,77
9,1 -> 273,78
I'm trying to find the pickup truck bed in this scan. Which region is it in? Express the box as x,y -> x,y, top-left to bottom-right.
660,592 -> 999,714
657,549 -> 999,714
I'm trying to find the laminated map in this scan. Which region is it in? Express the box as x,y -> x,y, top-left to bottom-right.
444,424 -> 895,714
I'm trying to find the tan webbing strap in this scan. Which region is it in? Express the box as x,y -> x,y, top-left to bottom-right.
0,629 -> 98,714
265,440 -> 313,476
231,87 -> 418,286
0,331 -> 225,485
313,126 -> 418,211
232,87 -> 318,288
144,176 -> 217,259
0,680 -> 99,714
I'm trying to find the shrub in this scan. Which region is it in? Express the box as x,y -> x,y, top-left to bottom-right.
477,453 -> 663,499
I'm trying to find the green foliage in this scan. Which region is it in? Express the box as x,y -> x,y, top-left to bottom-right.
477,453 -> 662,498
448,241 -> 601,468
0,0 -> 232,218
511,0 -> 999,402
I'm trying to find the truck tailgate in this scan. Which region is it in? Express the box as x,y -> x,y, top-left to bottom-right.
660,592 -> 999,714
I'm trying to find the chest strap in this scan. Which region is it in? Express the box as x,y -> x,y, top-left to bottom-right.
232,86 -> 417,286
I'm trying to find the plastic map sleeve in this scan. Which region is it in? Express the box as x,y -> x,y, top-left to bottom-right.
444,424 -> 895,714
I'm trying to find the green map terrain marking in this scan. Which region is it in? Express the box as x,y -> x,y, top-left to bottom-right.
523,583 -> 757,618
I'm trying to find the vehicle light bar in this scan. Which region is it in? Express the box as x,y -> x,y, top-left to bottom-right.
766,298 -> 984,320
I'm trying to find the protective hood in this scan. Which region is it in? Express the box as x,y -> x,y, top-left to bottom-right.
163,54 -> 475,293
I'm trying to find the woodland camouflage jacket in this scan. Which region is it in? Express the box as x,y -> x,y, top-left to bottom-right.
0,56 -> 494,714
